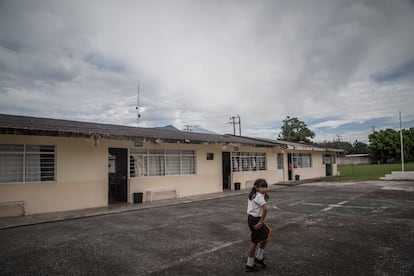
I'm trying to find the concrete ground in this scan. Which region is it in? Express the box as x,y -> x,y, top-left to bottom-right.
0,180 -> 413,276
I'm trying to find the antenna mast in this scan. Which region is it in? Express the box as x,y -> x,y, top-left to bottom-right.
136,82 -> 141,126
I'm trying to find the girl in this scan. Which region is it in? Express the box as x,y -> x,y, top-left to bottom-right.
246,178 -> 272,272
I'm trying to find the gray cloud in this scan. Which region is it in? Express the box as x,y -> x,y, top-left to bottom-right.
1,0 -> 414,142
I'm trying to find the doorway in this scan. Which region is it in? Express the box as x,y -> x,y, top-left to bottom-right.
287,153 -> 293,181
108,148 -> 128,204
326,164 -> 333,176
324,154 -> 333,176
222,152 -> 231,190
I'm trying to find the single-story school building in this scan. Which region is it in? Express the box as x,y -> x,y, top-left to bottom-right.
0,114 -> 341,217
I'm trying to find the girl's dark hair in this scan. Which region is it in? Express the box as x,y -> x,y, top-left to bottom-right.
248,178 -> 269,201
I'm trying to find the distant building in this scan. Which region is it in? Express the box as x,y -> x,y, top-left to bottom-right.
337,154 -> 371,165
0,114 -> 342,217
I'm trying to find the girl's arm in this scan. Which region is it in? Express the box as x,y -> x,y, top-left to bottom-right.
254,204 -> 267,229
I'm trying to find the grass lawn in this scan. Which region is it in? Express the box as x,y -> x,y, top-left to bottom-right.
335,162 -> 414,181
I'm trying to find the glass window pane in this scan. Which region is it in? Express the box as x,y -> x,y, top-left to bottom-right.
182,156 -> 195,174
149,156 -> 165,176
0,154 -> 23,182
26,154 -> 41,182
166,156 -> 180,175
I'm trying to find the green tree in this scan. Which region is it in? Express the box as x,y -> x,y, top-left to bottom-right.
401,128 -> 414,161
350,140 -> 369,154
368,128 -> 405,163
278,116 -> 315,143
316,140 -> 353,155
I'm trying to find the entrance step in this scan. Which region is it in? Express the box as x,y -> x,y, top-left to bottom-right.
380,171 -> 414,180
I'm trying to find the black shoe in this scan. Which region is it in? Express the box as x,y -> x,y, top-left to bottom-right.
246,265 -> 257,272
254,258 -> 267,268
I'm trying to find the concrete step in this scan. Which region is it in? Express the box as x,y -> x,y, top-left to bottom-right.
380,171 -> 414,180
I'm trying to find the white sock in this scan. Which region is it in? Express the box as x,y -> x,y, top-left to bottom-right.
256,248 -> 264,260
247,257 -> 254,267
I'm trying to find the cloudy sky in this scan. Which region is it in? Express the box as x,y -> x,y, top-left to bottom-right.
1,0 -> 414,143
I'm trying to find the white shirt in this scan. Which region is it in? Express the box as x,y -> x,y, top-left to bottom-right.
247,192 -> 266,217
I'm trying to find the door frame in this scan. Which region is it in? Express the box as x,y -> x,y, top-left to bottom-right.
108,148 -> 128,204
287,153 -> 293,181
222,152 -> 231,190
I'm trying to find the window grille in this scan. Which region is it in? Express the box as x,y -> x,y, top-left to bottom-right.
166,155 -> 180,175
232,152 -> 266,172
181,154 -> 195,175
292,153 -> 312,168
130,149 -> 196,177
277,153 -> 284,169
0,144 -> 55,183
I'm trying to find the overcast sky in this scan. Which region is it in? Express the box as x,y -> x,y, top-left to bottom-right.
1,0 -> 414,143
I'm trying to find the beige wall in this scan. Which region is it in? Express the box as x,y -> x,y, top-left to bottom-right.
0,134 -> 337,216
0,134 -> 128,216
129,143 -> 223,202
231,148 -> 278,189
283,151 -> 338,180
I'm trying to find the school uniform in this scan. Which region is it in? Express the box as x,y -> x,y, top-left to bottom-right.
247,192 -> 269,244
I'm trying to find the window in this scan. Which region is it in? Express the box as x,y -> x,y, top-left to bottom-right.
148,149 -> 165,176
292,153 -> 312,168
0,144 -> 55,183
323,154 -> 336,164
277,153 -> 284,169
130,149 -> 196,177
232,152 -> 266,172
181,150 -> 195,175
206,153 -> 214,160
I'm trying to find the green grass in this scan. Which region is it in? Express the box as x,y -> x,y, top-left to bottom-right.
334,162 -> 414,181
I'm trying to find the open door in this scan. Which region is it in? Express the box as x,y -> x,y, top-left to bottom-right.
222,152 -> 231,190
108,148 -> 128,204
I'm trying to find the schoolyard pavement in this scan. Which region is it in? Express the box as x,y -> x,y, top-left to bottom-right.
0,180 -> 413,275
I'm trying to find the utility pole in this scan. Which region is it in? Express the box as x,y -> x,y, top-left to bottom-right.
183,125 -> 199,132
229,115 -> 241,136
399,111 -> 405,171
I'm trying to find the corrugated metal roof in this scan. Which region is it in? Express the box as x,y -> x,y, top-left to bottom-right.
0,114 -> 276,147
0,114 -> 342,152
234,136 -> 343,152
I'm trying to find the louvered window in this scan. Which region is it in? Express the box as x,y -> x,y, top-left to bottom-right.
0,144 -> 56,183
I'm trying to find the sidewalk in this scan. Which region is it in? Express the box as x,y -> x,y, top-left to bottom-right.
0,184 -> 283,230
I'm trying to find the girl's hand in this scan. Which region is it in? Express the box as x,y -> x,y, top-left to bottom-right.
254,222 -> 263,230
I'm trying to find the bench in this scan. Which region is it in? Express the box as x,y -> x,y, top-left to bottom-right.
146,188 -> 177,203
0,201 -> 27,216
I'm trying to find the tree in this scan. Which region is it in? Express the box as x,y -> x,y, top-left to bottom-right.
368,128 -> 414,163
278,116 -> 315,143
350,140 -> 369,154
316,140 -> 353,155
